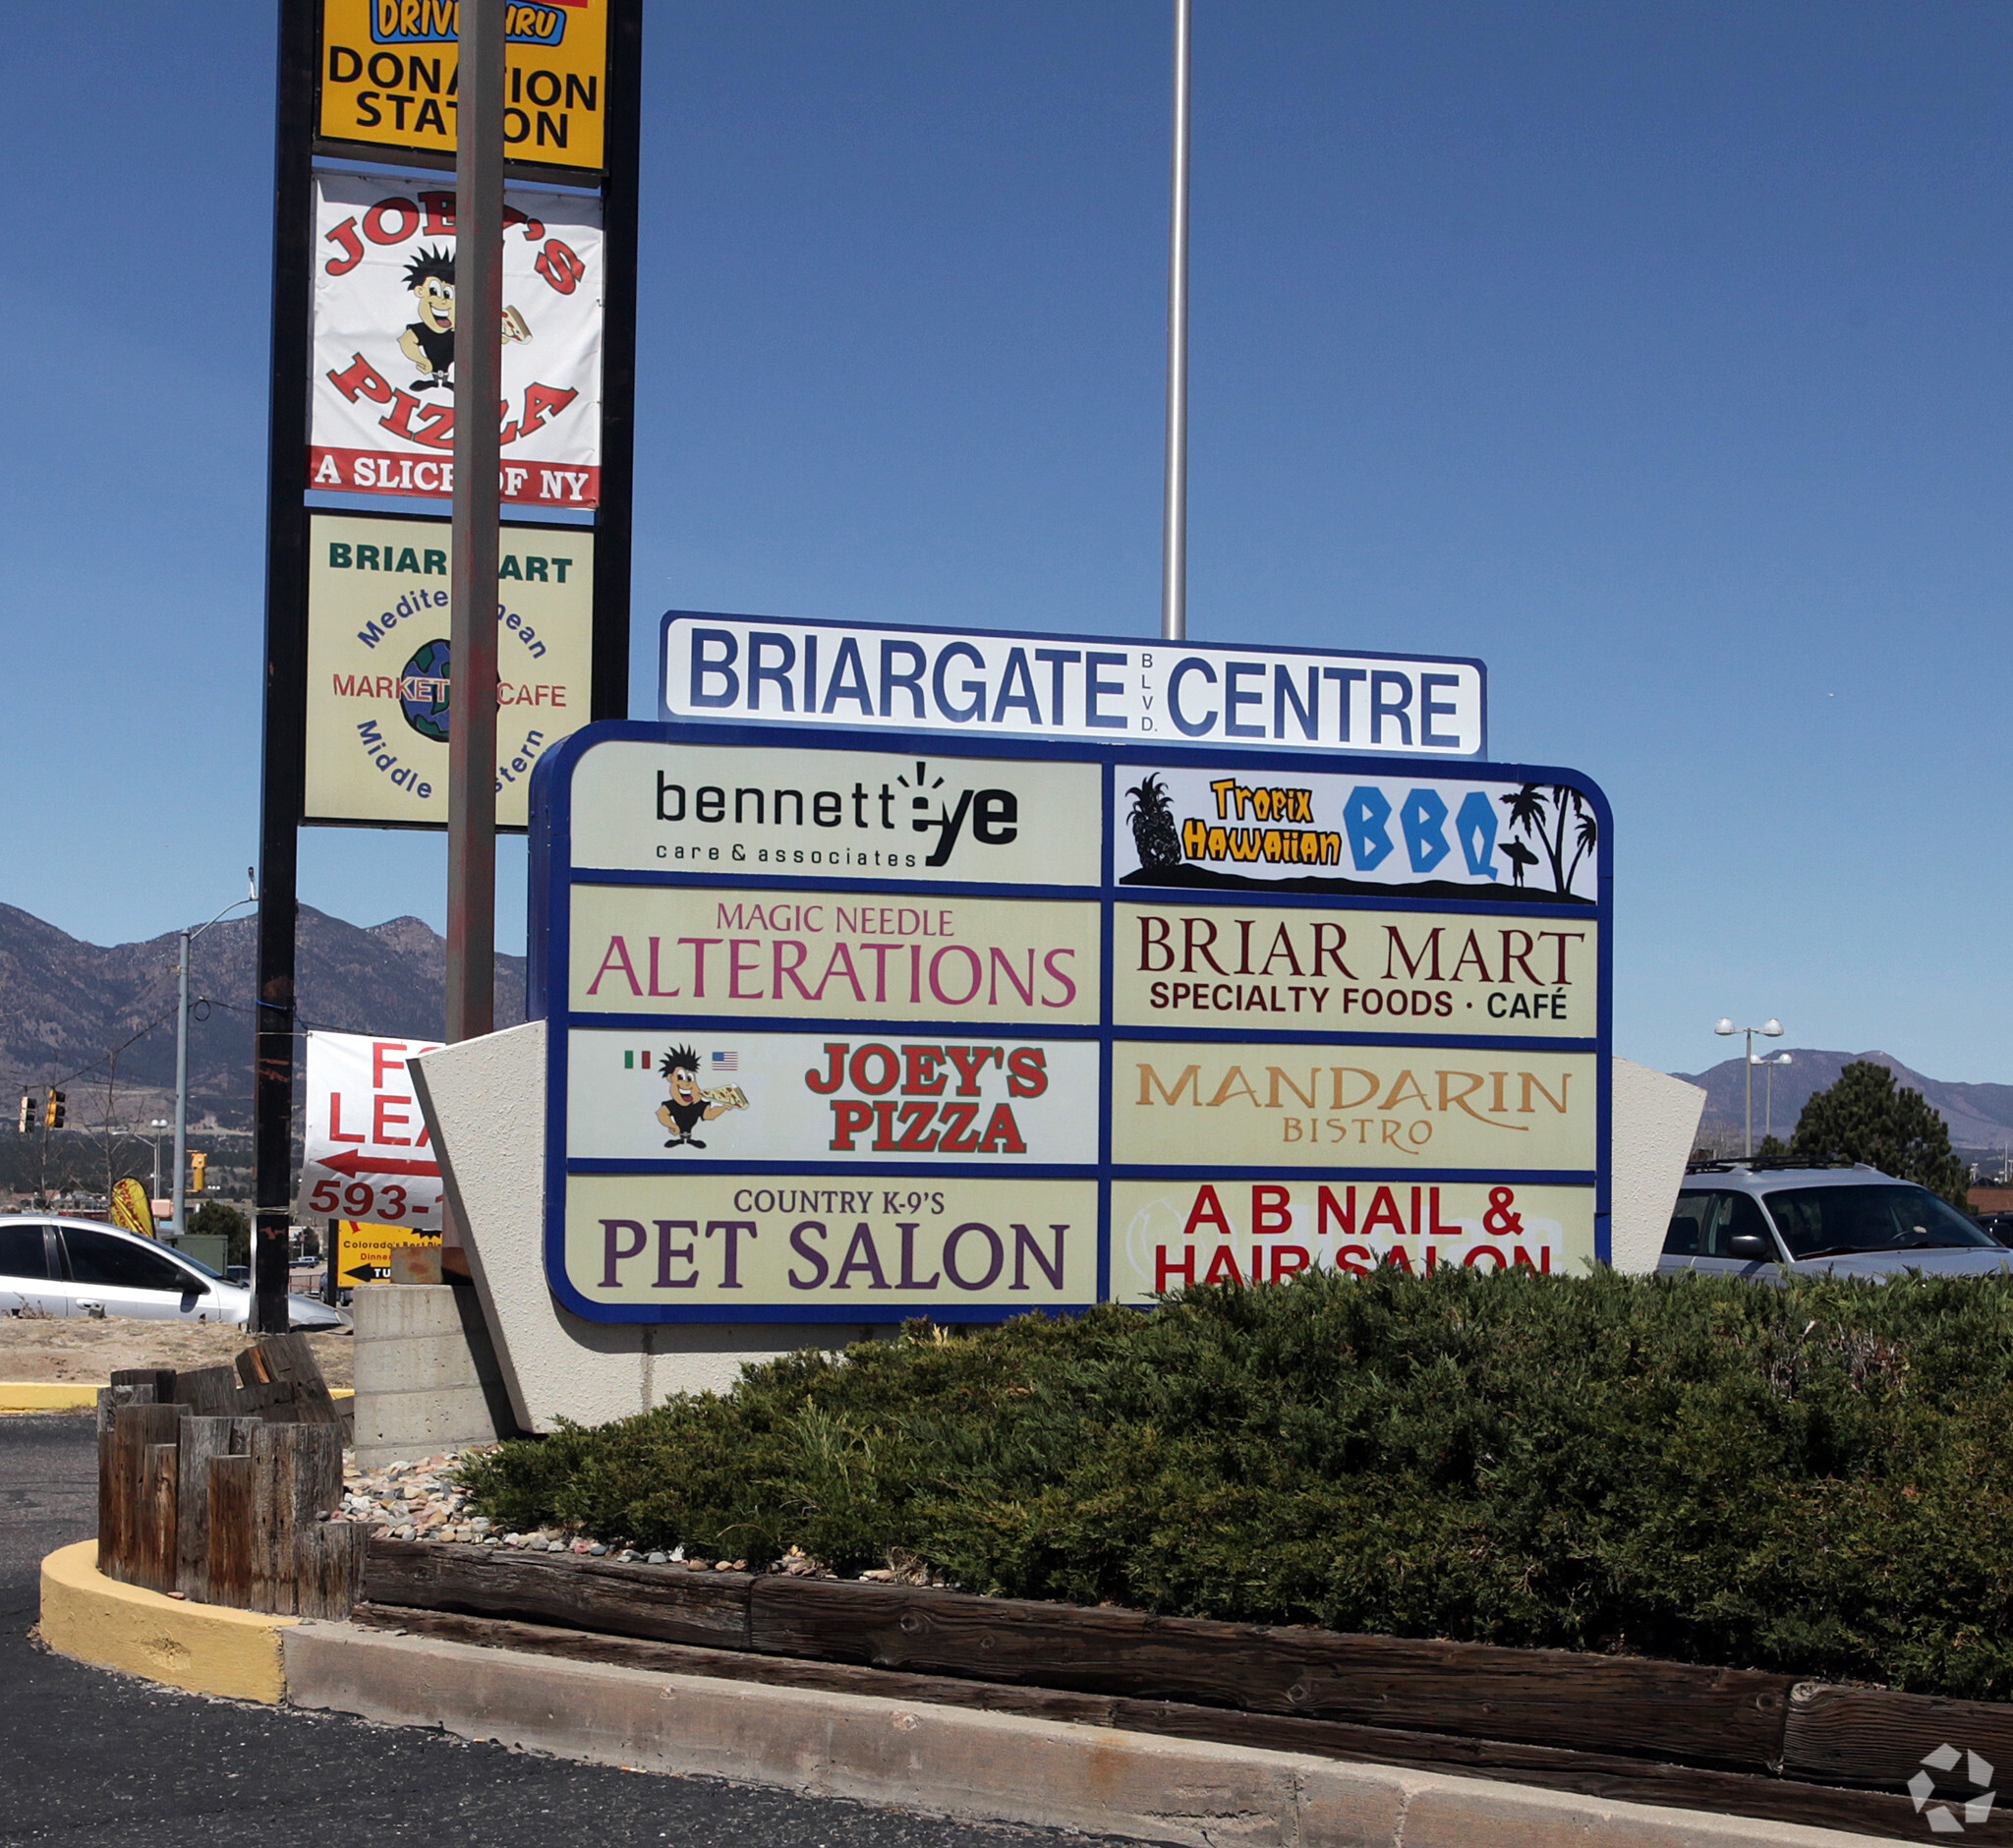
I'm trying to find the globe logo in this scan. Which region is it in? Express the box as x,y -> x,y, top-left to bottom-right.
399,638 -> 452,743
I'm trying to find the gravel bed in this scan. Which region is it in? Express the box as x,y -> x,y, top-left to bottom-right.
342,1446 -> 922,1579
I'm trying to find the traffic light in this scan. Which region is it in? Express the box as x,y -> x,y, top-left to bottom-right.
189,1151 -> 207,1193
16,1092 -> 33,1134
43,1090 -> 65,1129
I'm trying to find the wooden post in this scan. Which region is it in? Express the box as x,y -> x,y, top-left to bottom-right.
104,1403 -> 185,1585
242,1333 -> 344,1426
133,1443 -> 181,1595
94,1383 -> 155,1576
171,1364 -> 243,1418
175,1416 -> 241,1602
109,1366 -> 178,1401
207,1454 -> 256,1609
296,1522 -> 368,1619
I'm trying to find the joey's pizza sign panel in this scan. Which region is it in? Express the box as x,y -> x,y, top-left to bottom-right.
529,721 -> 1610,1324
310,169 -> 603,507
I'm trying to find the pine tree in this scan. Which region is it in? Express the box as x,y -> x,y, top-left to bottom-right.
1790,1061 -> 1973,1206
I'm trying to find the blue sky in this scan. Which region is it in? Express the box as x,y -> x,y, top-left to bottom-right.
4,2 -> 2012,1080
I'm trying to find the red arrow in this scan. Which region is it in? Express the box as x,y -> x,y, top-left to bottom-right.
316,1149 -> 440,1179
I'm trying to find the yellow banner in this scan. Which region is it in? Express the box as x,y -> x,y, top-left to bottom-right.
337,1218 -> 440,1285
1114,903 -> 1597,1039
563,1175 -> 1099,1311
109,1179 -> 153,1238
569,886 -> 1103,1024
1114,1042 -> 1597,1170
319,0 -> 610,172
1109,1178 -> 1597,1302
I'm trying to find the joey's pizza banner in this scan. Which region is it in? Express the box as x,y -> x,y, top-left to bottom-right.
566,1030 -> 1099,1165
310,168 -> 603,507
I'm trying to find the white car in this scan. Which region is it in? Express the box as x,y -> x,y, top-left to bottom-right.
0,1214 -> 349,1330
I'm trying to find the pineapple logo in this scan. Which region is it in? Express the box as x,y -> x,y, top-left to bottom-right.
1126,775 -> 1183,871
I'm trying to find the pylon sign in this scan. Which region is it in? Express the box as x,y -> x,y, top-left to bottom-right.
529,719 -> 1610,1323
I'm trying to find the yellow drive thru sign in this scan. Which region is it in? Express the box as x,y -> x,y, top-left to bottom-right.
337,1218 -> 441,1285
319,1 -> 609,173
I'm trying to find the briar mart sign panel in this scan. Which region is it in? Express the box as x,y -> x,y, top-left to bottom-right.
310,169 -> 603,507
318,0 -> 611,173
661,616 -> 1486,758
529,721 -> 1610,1324
304,512 -> 592,829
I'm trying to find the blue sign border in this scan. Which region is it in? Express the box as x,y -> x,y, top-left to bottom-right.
530,719 -> 1610,1324
657,611 -> 1490,760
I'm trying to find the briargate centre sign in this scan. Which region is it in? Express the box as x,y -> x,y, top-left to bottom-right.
529,720 -> 1610,1323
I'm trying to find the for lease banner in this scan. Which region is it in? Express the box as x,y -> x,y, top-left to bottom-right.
568,886 -> 1103,1024
565,1175 -> 1100,1314
310,169 -> 603,507
1108,1178 -> 1596,1302
1113,1042 -> 1597,1170
296,1031 -> 445,1230
566,1030 -> 1100,1166
305,513 -> 593,829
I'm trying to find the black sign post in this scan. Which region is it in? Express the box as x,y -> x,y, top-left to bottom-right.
253,0 -> 641,1332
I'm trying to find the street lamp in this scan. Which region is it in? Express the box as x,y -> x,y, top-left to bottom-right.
1754,1051 -> 1792,1145
171,872 -> 258,1241
1714,1016 -> 1783,1158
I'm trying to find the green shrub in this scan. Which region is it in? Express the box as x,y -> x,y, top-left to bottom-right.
455,1267 -> 2013,1699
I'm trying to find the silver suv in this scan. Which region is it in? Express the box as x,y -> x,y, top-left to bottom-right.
0,1215 -> 349,1328
1660,1160 -> 2012,1282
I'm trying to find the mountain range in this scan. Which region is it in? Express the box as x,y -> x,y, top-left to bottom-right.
0,902 -> 526,1133
1673,1049 -> 2013,1156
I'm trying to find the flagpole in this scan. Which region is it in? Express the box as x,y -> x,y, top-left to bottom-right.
1160,0 -> 1192,643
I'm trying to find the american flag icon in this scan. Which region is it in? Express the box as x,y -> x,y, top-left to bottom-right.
711,1050 -> 739,1071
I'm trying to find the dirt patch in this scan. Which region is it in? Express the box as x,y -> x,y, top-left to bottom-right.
0,1317 -> 353,1389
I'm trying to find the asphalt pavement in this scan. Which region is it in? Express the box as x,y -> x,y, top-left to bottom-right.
0,1414 -> 1122,1848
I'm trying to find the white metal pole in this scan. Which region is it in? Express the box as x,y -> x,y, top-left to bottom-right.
1160,0 -> 1191,642
171,929 -> 191,1238
1743,1027 -> 1754,1158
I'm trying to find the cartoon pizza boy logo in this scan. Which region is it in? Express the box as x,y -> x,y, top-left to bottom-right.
397,246 -> 532,393
656,1045 -> 748,1150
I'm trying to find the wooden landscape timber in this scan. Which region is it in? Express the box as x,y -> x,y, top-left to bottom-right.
362,1538 -> 2013,1846
92,1338 -> 363,1619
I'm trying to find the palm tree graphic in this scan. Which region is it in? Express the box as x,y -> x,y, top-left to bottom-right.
1497,783 -> 1594,896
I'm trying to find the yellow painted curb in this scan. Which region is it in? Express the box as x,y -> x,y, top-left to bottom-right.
0,1383 -> 353,1415
38,1538 -> 297,1703
0,1383 -> 101,1413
